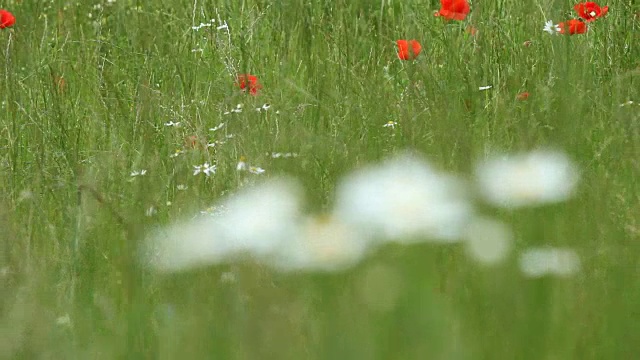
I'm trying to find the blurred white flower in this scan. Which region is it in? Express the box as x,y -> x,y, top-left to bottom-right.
519,247 -> 581,278
169,149 -> 185,158
464,217 -> 512,265
164,121 -> 181,127
130,169 -> 147,177
333,154 -> 473,243
270,152 -> 298,159
223,104 -> 243,115
237,157 -> 265,175
145,178 -> 304,272
193,163 -> 216,176
475,150 -> 579,208
383,121 -> 398,129
479,85 -> 492,91
249,166 -> 265,175
209,123 -> 226,132
236,157 -> 247,171
543,20 -> 561,35
271,215 -> 370,272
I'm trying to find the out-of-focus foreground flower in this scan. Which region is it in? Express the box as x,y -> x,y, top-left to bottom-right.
333,153 -> 473,243
475,149 -> 579,208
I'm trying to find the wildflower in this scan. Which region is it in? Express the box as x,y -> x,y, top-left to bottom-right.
270,152 -> 298,159
176,184 -> 188,191
434,0 -> 470,21
223,104 -> 243,115
396,40 -> 422,60
236,156 -> 247,171
236,74 -> 261,95
519,247 -> 581,278
558,19 -> 587,35
333,153 -> 472,243
271,215 -> 370,272
191,19 -> 215,31
209,123 -> 225,132
145,178 -> 304,272
516,92 -> 530,100
574,2 -> 608,22
0,9 -> 15,29
475,149 -> 579,208
130,169 -> 147,177
479,85 -> 492,91
193,163 -> 216,176
383,121 -> 398,129
256,103 -> 271,112
169,149 -> 185,158
164,121 -> 181,127
249,166 -> 266,175
237,156 -> 265,174
543,20 -> 561,35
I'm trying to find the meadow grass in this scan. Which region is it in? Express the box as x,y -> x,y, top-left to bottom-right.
1,0 -> 639,358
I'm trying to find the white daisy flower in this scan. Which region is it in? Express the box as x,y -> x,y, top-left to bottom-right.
169,149 -> 185,158
271,215 -> 370,272
249,166 -> 266,175
130,169 -> 147,177
479,85 -> 492,91
383,121 -> 398,128
193,163 -> 216,176
164,121 -> 181,127
209,123 -> 226,132
333,153 -> 473,243
145,178 -> 304,273
475,149 -> 579,208
543,20 -> 561,35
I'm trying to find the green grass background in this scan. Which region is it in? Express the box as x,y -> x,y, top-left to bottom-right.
1,0 -> 639,358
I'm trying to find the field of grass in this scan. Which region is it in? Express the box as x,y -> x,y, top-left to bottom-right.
1,0 -> 639,358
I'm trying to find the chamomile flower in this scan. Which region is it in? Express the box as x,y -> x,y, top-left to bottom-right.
383,121 -> 398,129
249,166 -> 266,175
543,20 -> 561,34
333,153 -> 473,243
130,169 -> 147,177
271,215 -> 370,272
164,121 -> 181,127
145,178 -> 304,272
193,163 -> 216,176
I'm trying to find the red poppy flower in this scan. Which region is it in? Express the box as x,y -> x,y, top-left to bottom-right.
236,74 -> 261,95
516,92 -> 530,101
0,9 -> 15,29
396,40 -> 422,60
434,0 -> 470,21
558,19 -> 587,35
574,2 -> 608,22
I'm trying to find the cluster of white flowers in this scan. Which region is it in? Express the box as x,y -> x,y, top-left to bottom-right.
144,150 -> 582,277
